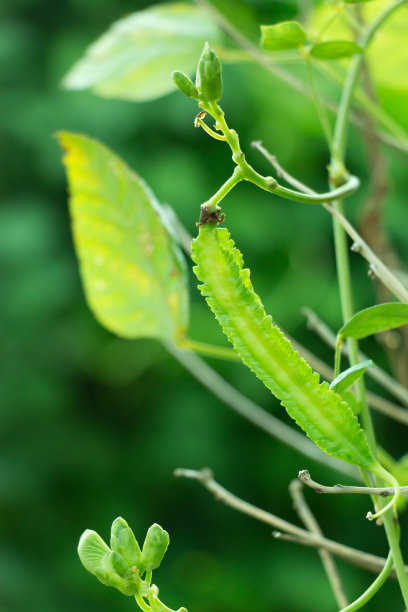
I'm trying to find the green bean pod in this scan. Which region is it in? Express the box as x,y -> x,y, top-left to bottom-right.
192,223 -> 383,472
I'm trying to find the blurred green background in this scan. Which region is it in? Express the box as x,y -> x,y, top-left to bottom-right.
2,0 -> 408,610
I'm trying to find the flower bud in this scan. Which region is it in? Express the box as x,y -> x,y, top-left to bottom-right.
195,42 -> 222,102
110,517 -> 141,567
78,527 -> 140,596
139,523 -> 170,572
172,71 -> 199,99
95,552 -> 140,596
78,529 -> 110,576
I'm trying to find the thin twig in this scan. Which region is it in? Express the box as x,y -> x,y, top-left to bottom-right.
302,307 -> 408,409
299,469 -> 408,497
174,468 -> 406,579
251,141 -> 408,304
289,479 -> 348,608
166,344 -> 357,478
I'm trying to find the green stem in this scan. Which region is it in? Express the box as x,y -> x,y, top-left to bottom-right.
304,55 -> 333,151
340,550 -> 393,612
202,101 -> 359,206
135,593 -> 151,612
316,61 -> 408,152
178,338 -> 241,361
329,0 -> 408,606
274,176 -> 359,205
331,0 -> 408,169
205,167 -> 243,211
334,334 -> 343,379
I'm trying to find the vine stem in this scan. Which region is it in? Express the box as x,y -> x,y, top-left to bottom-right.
199,101 -> 360,206
340,550 -> 393,612
204,167 -> 243,211
135,593 -> 151,612
329,0 -> 408,606
177,338 -> 241,361
251,141 -> 408,304
304,55 -> 333,152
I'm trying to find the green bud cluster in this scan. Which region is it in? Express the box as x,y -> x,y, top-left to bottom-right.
172,42 -> 222,103
196,42 -> 222,102
172,71 -> 199,99
78,517 -> 169,597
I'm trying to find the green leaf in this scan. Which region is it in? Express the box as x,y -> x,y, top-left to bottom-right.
261,21 -> 307,51
344,0 -> 377,3
310,41 -> 362,60
330,360 -> 375,393
340,303 -> 408,339
192,224 -> 379,471
59,132 -> 189,343
61,3 -> 222,102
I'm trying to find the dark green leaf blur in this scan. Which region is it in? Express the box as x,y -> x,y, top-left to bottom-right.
2,1 -> 408,611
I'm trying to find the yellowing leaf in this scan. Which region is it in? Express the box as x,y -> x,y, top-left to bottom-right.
62,3 -> 222,102
59,132 -> 189,342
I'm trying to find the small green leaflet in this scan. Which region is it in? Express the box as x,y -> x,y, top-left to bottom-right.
59,132 -> 189,343
340,303 -> 408,339
261,21 -> 307,51
193,223 -> 379,471
62,3 -> 222,101
330,360 -> 375,394
310,41 -> 362,60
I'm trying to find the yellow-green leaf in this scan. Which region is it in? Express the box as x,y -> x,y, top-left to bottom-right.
310,41 -> 362,60
61,3 -> 222,102
59,132 -> 189,342
261,21 -> 307,51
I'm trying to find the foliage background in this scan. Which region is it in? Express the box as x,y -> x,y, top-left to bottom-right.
2,0 -> 408,610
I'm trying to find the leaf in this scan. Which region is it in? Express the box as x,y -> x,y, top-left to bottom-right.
330,360 -> 375,393
310,41 -> 362,60
340,303 -> 408,339
61,3 -> 222,102
261,21 -> 307,51
192,223 -> 379,471
344,0 -> 377,3
309,2 -> 408,98
59,132 -> 189,342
